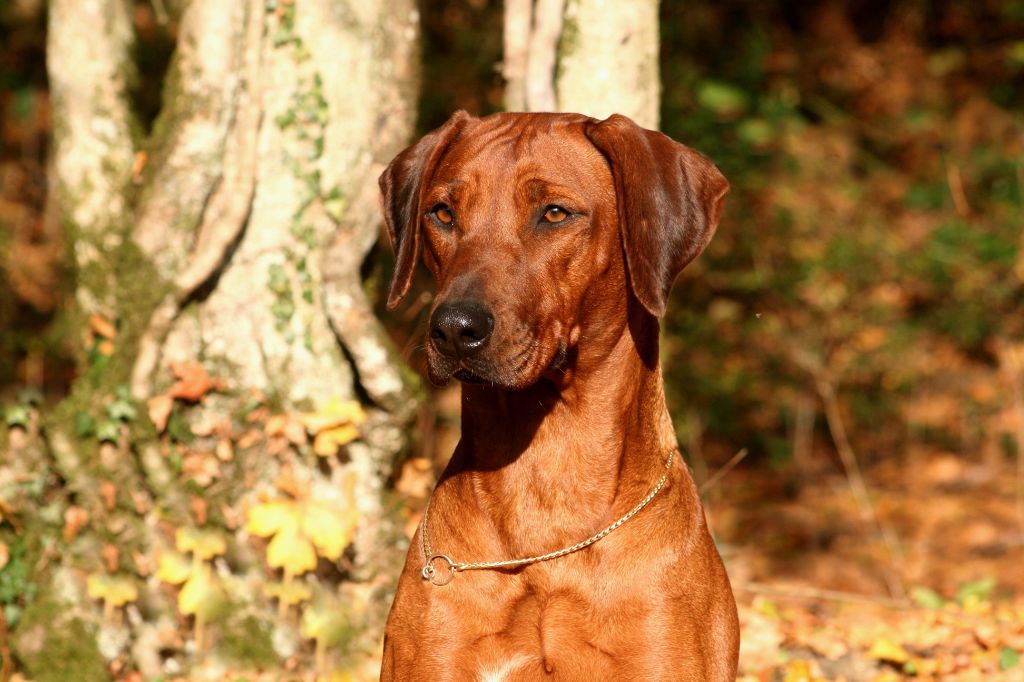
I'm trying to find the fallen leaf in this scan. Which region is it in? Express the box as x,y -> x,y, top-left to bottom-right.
169,361 -> 219,402
147,394 -> 174,432
102,543 -> 119,572
100,481 -> 117,511
181,451 -> 220,487
190,496 -> 208,526
0,541 -> 8,570
312,423 -> 359,457
869,636 -> 910,664
299,397 -> 366,434
89,314 -> 117,340
63,506 -> 90,542
215,438 -> 233,462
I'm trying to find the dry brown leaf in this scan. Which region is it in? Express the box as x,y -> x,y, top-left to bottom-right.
147,394 -> 174,432
181,452 -> 220,487
0,541 -> 9,571
168,361 -> 220,402
265,415 -> 288,437
236,429 -> 262,450
191,496 -> 208,526
102,543 -> 119,573
215,438 -> 233,462
63,506 -> 89,542
89,314 -> 117,340
100,481 -> 117,511
132,550 -> 155,577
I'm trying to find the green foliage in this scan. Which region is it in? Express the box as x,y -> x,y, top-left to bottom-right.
0,536 -> 37,628
658,0 -> 1024,460
1002,646 -> 1022,671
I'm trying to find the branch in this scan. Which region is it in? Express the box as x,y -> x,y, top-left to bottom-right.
130,0 -> 265,399
736,581 -> 910,609
132,0 -> 256,281
525,0 -> 565,112
503,0 -> 533,111
46,0 -> 136,316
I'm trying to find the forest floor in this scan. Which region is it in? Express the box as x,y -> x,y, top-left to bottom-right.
714,447 -> 1024,681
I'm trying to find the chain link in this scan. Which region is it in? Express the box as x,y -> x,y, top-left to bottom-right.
420,449 -> 675,584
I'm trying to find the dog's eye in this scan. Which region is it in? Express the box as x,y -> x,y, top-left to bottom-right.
431,204 -> 454,226
541,205 -> 570,224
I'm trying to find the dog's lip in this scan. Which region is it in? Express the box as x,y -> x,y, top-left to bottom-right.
453,368 -> 486,384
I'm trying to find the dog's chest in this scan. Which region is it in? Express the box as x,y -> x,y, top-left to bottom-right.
434,576 -> 671,679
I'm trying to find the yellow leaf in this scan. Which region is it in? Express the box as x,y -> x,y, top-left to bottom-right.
300,397 -> 366,434
264,580 -> 313,606
301,599 -> 349,647
267,526 -> 318,574
245,500 -> 300,538
87,573 -> 138,607
312,424 -> 359,457
156,552 -> 193,585
178,564 -> 221,617
303,501 -> 358,561
175,527 -> 227,561
868,636 -> 910,664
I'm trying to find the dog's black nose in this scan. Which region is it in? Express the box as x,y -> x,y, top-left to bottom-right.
430,302 -> 494,359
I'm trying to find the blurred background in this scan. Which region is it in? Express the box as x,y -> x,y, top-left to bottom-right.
2,0 -> 1024,680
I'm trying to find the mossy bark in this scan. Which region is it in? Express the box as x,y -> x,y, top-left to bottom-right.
16,0 -> 422,677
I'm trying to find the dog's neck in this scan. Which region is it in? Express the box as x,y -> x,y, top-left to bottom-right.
437,309 -> 680,556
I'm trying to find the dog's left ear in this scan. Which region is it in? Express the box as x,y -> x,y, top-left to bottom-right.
380,111 -> 471,310
585,114 -> 729,317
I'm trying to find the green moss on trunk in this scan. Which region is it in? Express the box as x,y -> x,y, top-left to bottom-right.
13,595 -> 109,682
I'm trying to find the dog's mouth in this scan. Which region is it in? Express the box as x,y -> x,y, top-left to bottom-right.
453,368 -> 485,384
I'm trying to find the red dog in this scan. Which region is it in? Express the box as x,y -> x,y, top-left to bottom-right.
380,111 -> 738,680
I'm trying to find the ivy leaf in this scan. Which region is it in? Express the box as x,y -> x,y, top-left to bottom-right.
246,501 -> 299,538
96,420 -> 120,443
302,500 -> 358,561
175,528 -> 227,561
301,597 -> 351,649
312,424 -> 359,457
264,580 -> 312,606
1001,647 -> 1021,671
156,551 -> 193,586
86,573 -> 138,609
178,564 -> 224,619
267,525 -> 318,574
4,405 -> 29,428
299,397 -> 366,434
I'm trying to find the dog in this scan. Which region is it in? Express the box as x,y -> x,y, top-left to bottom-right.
379,111 -> 739,680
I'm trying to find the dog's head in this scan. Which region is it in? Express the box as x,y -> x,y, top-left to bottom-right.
380,111 -> 728,389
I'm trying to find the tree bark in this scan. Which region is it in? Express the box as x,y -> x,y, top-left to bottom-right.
504,0 -> 661,129
17,0 -> 420,678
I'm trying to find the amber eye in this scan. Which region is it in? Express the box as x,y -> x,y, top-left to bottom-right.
542,206 -> 570,224
431,204 -> 454,226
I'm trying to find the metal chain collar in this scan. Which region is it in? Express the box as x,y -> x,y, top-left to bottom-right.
420,449 -> 676,586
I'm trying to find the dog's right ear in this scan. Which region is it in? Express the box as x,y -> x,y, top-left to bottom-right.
380,111 -> 471,310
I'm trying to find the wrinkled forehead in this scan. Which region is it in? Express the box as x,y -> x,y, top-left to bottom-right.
430,113 -> 611,192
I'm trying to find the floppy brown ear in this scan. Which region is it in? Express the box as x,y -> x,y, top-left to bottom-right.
379,111 -> 471,310
585,114 -> 729,317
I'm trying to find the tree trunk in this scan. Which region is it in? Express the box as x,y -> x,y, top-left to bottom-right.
11,1 -> 420,678
504,0 -> 661,129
